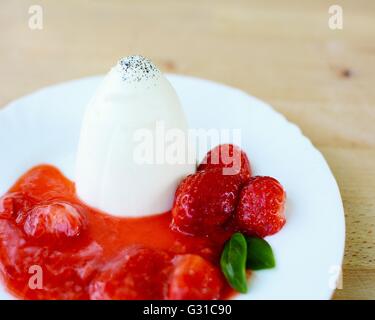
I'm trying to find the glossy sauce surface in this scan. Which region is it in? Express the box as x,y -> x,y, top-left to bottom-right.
0,165 -> 234,299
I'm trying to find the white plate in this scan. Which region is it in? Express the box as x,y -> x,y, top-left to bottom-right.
0,75 -> 345,300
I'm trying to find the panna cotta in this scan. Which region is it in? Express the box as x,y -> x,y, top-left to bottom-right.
75,56 -> 195,217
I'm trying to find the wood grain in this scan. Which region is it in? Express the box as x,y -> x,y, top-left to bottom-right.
0,0 -> 374,299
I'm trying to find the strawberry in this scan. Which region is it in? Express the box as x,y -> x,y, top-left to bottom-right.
23,201 -> 86,241
171,168 -> 243,236
198,144 -> 251,183
10,165 -> 75,202
89,246 -> 171,300
235,176 -> 286,238
0,194 -> 16,219
168,254 -> 223,300
0,192 -> 35,220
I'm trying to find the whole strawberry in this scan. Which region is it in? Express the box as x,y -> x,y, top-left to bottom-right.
235,176 -> 286,238
198,144 -> 251,183
171,168 -> 243,236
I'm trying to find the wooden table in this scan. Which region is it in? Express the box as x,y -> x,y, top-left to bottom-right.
0,0 -> 374,299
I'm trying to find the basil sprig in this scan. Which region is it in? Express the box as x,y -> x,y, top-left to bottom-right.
220,232 -> 248,293
220,233 -> 276,293
245,236 -> 275,270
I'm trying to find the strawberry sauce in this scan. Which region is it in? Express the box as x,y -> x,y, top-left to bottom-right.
0,165 -> 234,300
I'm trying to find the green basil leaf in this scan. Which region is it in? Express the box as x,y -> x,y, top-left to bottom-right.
220,232 -> 248,293
245,236 -> 275,270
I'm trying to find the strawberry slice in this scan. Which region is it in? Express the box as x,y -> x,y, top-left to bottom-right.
89,246 -> 171,300
168,254 -> 223,300
0,194 -> 15,219
0,192 -> 35,220
23,201 -> 86,241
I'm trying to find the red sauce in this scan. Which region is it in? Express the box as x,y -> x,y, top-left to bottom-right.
0,165 -> 235,300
